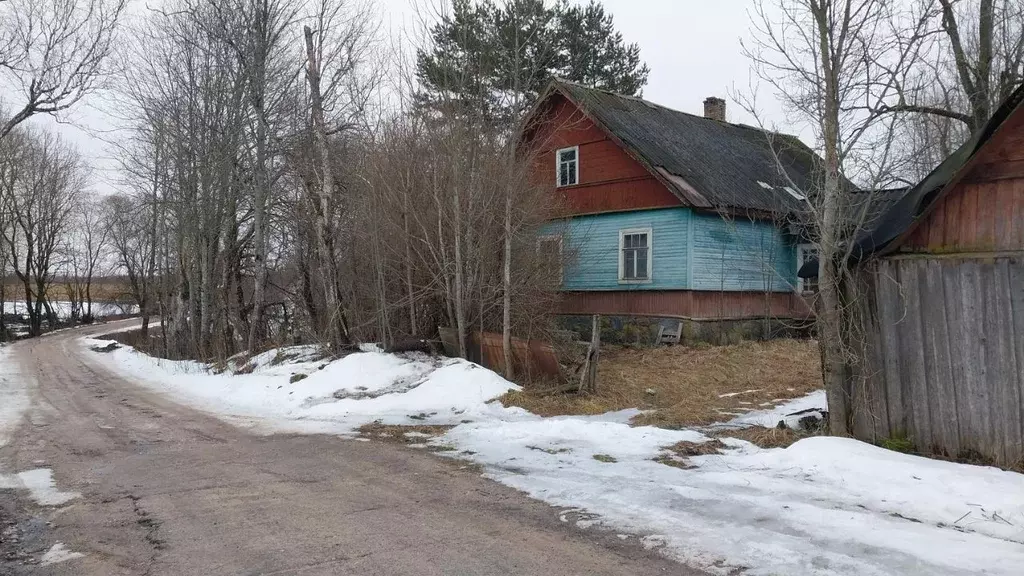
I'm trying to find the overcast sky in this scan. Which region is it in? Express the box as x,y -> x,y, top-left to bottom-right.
11,0 -> 795,197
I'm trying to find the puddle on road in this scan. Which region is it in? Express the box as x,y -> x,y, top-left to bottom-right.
0,468 -> 80,506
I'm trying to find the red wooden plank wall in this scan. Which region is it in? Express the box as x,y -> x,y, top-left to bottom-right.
555,290 -> 814,320
902,111 -> 1024,253
525,95 -> 681,217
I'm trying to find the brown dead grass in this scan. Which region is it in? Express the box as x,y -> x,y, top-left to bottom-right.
500,339 -> 822,429
713,426 -> 804,449
667,439 -> 728,456
4,280 -> 131,302
357,422 -> 453,444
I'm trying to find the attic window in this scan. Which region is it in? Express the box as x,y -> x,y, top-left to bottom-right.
556,146 -> 578,187
784,187 -> 807,201
757,181 -> 774,189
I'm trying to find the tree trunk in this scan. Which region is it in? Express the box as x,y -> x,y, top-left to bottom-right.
501,192 -> 513,379
303,25 -> 350,350
814,3 -> 852,435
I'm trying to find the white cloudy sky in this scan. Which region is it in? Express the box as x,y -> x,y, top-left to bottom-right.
9,0 -> 797,196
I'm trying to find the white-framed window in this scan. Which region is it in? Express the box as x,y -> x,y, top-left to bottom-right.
556,146 -> 579,187
797,244 -> 819,293
619,228 -> 652,283
536,235 -> 564,285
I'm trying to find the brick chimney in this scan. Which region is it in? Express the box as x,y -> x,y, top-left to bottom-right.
703,97 -> 726,121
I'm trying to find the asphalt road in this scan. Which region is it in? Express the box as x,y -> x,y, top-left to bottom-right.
0,323 -> 696,575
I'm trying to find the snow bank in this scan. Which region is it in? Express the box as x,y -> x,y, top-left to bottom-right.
440,420 -> 1024,576
80,337 -> 522,434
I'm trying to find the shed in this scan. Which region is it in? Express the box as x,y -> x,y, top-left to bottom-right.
802,83 -> 1024,466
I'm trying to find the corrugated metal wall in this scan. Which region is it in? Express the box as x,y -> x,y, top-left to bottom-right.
852,256 -> 1024,466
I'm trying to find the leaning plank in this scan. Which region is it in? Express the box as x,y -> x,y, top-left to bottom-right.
998,259 -> 1024,465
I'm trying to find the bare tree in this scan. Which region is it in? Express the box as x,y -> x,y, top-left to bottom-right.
0,0 -> 127,139
60,195 -> 109,323
745,0 -> 929,434
0,127 -> 86,335
877,0 -> 1024,166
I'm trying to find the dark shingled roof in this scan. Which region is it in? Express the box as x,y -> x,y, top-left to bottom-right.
548,81 -> 824,214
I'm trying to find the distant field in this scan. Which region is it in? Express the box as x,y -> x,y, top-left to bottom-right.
2,280 -> 132,302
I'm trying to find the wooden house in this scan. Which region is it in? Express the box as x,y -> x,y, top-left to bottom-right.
518,81 -> 820,335
800,83 -> 1024,466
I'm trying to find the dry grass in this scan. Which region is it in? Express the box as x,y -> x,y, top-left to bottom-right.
356,422 -> 453,444
500,339 -> 822,429
666,439 -> 728,457
3,280 -> 132,301
713,426 -> 804,449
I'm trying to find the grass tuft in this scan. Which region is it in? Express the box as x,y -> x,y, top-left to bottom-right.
881,436 -> 916,454
667,439 -> 728,457
714,426 -> 804,449
592,454 -> 617,463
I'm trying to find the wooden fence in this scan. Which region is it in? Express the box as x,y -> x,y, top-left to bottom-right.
850,256 -> 1024,466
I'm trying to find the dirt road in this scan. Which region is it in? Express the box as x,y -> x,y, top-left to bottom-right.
0,324 -> 694,575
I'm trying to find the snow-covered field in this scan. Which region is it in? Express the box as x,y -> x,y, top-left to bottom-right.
2,300 -> 137,319
81,336 -> 1024,576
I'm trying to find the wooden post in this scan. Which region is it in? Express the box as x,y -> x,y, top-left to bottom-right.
578,314 -> 601,394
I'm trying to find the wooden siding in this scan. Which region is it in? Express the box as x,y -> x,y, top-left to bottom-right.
556,290 -> 813,320
850,256 -> 1024,466
902,178 -> 1024,252
901,109 -> 1024,253
690,212 -> 797,292
550,207 -> 800,293
557,208 -> 690,290
527,95 -> 681,217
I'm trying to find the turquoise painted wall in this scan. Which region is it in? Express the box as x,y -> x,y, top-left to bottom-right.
547,207 -> 796,292
689,212 -> 796,292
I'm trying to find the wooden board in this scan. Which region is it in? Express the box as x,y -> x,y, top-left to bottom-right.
853,256 -> 1024,466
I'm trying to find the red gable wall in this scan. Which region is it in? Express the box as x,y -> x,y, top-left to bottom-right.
902,109 -> 1024,252
525,95 -> 681,217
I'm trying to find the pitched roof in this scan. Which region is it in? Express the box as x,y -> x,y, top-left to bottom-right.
528,80 -> 825,215
847,82 -> 1024,260
797,81 -> 1024,279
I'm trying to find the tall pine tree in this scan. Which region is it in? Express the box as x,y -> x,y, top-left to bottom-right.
415,0 -> 649,129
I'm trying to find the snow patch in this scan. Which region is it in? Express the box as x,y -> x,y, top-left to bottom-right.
0,346 -> 30,448
438,418 -> 1024,576
40,542 -> 84,566
723,389 -> 827,429
12,469 -> 79,506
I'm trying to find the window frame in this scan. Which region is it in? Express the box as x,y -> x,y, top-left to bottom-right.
796,243 -> 818,293
555,145 -> 579,188
536,234 -> 564,286
618,227 -> 653,284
